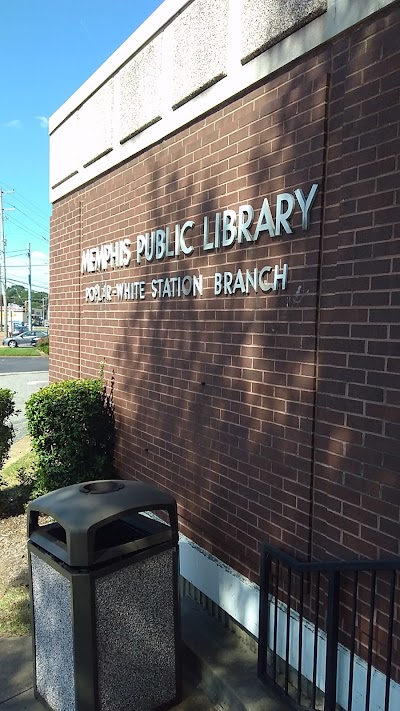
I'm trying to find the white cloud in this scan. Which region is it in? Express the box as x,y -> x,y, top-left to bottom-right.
6,251 -> 49,295
36,116 -> 49,129
2,119 -> 21,128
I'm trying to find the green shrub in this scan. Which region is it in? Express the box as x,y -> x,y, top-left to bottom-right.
36,336 -> 49,355
0,455 -> 38,518
0,388 -> 16,469
16,458 -> 43,500
25,379 -> 115,493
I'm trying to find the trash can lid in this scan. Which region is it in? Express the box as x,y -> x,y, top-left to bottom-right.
27,479 -> 178,567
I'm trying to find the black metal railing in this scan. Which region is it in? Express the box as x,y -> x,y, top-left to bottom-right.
258,544 -> 400,711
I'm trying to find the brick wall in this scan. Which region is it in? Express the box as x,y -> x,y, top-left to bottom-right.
50,4 -> 400,588
312,7 -> 400,563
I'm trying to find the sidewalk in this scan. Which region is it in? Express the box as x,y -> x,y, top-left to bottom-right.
0,633 -> 218,710
1,442 -> 290,710
0,596 -> 290,710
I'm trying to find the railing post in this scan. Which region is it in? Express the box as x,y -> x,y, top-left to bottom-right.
325,571 -> 340,711
257,550 -> 271,679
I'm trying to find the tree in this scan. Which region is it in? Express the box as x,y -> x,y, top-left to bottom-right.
6,285 -> 48,311
6,284 -> 26,307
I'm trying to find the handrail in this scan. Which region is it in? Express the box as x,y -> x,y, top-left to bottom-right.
258,543 -> 400,711
261,542 -> 400,573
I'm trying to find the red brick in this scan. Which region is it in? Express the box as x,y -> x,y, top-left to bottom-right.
49,10 -> 400,625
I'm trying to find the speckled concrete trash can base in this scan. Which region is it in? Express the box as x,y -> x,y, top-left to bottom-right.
29,545 -> 180,711
30,554 -> 75,711
27,480 -> 181,711
95,549 -> 177,711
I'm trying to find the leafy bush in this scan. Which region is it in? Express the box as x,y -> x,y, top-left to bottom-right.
25,379 -> 115,493
36,336 -> 49,355
0,388 -> 16,469
0,456 -> 38,518
16,458 -> 43,500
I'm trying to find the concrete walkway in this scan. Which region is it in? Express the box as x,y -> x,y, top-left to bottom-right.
0,631 -> 218,711
0,597 -> 290,710
1,439 -> 288,710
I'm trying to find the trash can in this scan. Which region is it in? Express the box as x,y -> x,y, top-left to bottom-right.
27,479 -> 181,711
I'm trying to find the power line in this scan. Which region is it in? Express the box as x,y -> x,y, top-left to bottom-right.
8,278 -> 49,291
0,178 -> 50,221
7,271 -> 48,285
0,182 -> 50,250
1,188 -> 49,319
27,243 -> 32,329
9,205 -> 50,235
5,215 -> 49,243
7,279 -> 49,289
6,214 -> 49,239
0,188 -> 16,333
6,263 -> 49,267
7,239 -> 49,292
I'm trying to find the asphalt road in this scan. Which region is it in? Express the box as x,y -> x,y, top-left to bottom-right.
0,357 -> 49,441
0,357 -> 49,374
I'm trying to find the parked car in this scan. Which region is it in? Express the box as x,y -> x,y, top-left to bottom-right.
11,324 -> 26,335
2,330 -> 46,348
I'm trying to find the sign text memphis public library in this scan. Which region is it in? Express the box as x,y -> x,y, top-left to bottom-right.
82,184 -> 319,304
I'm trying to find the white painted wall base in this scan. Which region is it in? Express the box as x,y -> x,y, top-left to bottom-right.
179,533 -> 400,711
179,534 -> 260,637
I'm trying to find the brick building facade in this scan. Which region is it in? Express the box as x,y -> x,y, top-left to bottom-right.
49,1 -> 400,707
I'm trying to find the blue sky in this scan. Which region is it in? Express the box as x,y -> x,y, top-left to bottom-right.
0,0 -> 164,293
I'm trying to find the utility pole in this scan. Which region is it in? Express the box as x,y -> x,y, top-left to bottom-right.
0,188 -> 14,335
42,295 -> 48,323
27,243 -> 32,330
0,192 -> 3,331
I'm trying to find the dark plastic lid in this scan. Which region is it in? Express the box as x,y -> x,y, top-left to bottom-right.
27,479 -> 178,568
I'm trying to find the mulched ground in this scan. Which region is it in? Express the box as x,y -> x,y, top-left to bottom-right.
0,437 -> 34,593
0,513 -> 29,591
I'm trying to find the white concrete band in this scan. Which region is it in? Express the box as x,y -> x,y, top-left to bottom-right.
179,533 -> 400,711
49,0 -> 397,203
